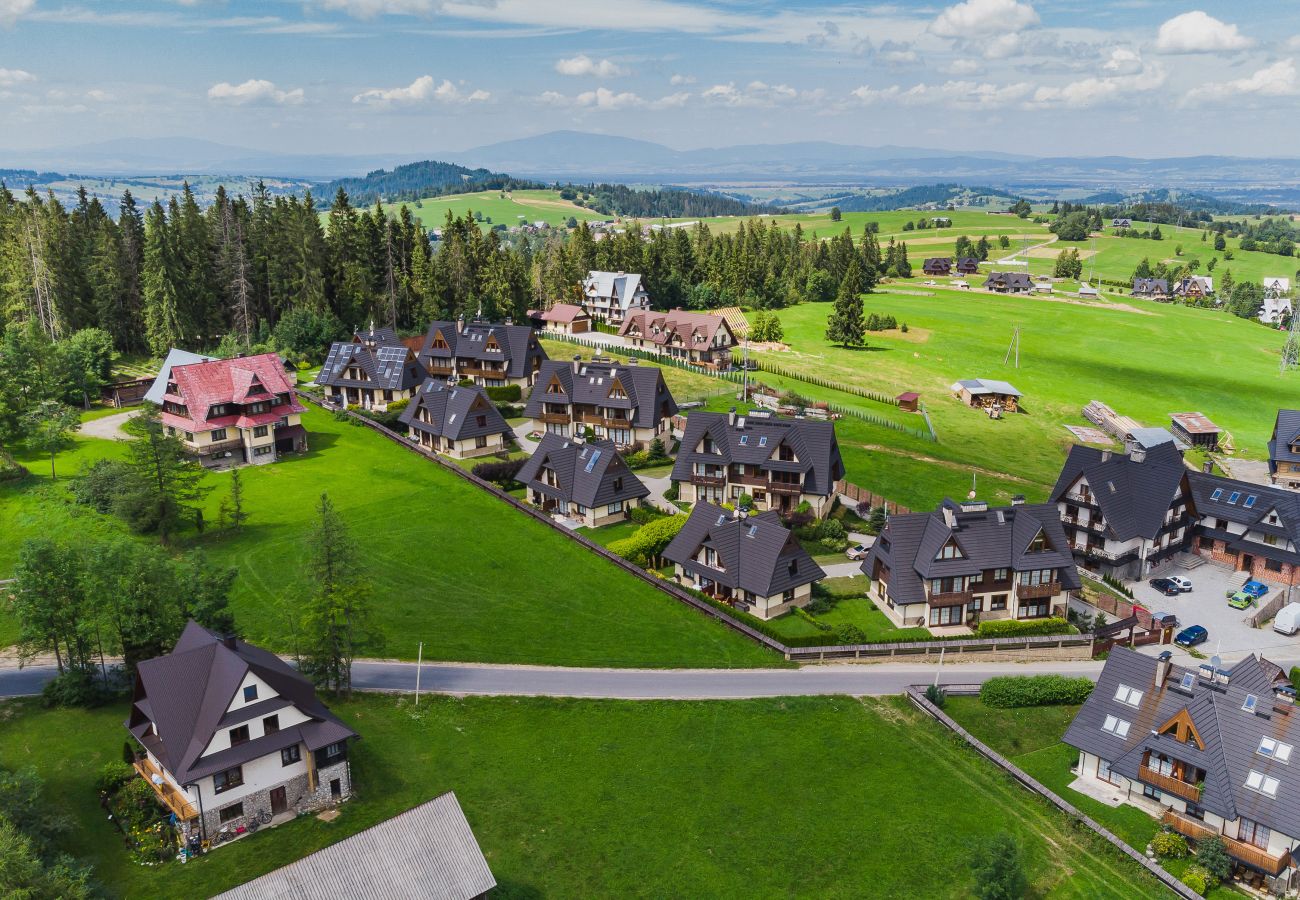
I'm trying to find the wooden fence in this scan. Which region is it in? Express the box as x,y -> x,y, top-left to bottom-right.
835,480 -> 911,515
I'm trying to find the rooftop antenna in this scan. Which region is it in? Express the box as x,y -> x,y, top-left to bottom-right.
1003,325 -> 1021,368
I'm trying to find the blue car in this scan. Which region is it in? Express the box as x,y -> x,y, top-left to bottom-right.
1175,625 -> 1208,648
1243,580 -> 1270,599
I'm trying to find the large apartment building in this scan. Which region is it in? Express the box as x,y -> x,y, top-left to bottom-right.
863,497 -> 1079,631
523,356 -> 677,448
580,270 -> 650,324
670,409 -> 845,516
416,319 -> 547,389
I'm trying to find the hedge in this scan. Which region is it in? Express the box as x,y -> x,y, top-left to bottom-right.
606,514 -> 687,567
979,675 -> 1095,708
975,617 -> 1075,638
486,384 -> 522,402
471,458 -> 526,486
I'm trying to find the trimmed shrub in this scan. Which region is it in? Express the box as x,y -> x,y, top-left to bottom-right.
486,384 -> 522,402
794,606 -> 832,632
663,482 -> 680,501
1289,665 -> 1300,694
924,683 -> 947,709
1152,831 -> 1189,860
833,624 -> 867,644
1180,865 -> 1210,896
979,675 -> 1094,708
472,458 -> 526,487
97,761 -> 135,796
1195,836 -> 1232,881
975,617 -> 1074,638
607,514 -> 688,567
629,505 -> 664,525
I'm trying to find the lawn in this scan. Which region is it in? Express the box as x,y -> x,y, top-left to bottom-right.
386,189 -> 606,232
0,693 -> 1171,899
0,406 -> 776,669
763,587 -> 929,644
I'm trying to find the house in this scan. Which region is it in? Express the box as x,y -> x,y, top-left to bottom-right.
398,380 -> 514,459
1078,283 -> 1100,299
983,271 -> 1033,293
1111,217 -> 1132,229
1132,278 -> 1170,301
923,257 -> 952,276
144,348 -> 218,405
1173,276 -> 1214,301
863,497 -> 1079,631
1170,412 -> 1221,451
524,356 -> 676,448
416,319 -> 547,389
1050,442 -> 1192,580
535,303 -> 591,335
215,792 -> 495,900
663,502 -> 825,620
158,353 -> 307,468
951,378 -> 1022,412
670,408 -> 845,516
1186,471 -> 1300,586
581,270 -> 651,325
101,375 -> 154,409
1063,648 -> 1299,886
125,622 -> 357,848
1261,295 -> 1293,326
1269,410 -> 1300,488
516,433 -> 650,527
617,308 -> 738,369
316,326 -> 428,412
956,257 -> 981,275
1266,277 -> 1292,299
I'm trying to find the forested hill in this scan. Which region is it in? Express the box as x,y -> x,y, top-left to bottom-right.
320,160 -> 536,206
575,183 -> 779,218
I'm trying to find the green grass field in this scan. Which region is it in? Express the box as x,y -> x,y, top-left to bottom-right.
0,406 -> 776,668
0,693 -> 1171,899
385,189 -> 606,232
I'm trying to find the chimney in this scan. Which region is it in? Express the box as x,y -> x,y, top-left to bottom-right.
728,406 -> 737,427
1100,450 -> 1111,463
1203,459 -> 1214,474
221,633 -> 238,651
1274,684 -> 1296,708
573,354 -> 582,374
942,505 -> 957,528
1155,650 -> 1172,689
1011,494 -> 1025,506
1130,446 -> 1147,464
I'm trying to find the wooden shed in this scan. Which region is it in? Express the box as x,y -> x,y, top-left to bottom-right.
897,391 -> 920,412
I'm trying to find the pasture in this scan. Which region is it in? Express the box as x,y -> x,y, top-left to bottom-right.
389,188 -> 606,231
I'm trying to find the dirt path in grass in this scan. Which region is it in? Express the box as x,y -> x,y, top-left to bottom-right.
859,443 -> 1047,488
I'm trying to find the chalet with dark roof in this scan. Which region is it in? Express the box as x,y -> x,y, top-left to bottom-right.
1132,278 -> 1170,301
1065,648 -> 1299,883
517,434 -> 649,528
1173,275 -> 1214,301
956,257 -> 981,275
417,319 -> 547,389
125,622 -> 357,846
862,498 -> 1079,632
398,380 -> 514,459
923,257 -> 952,276
1111,217 -> 1132,229
316,325 -> 428,412
617,308 -> 737,369
1187,471 -> 1300,587
983,271 -> 1033,293
671,408 -> 845,516
664,502 -> 825,619
1269,409 -> 1300,489
524,356 -> 676,449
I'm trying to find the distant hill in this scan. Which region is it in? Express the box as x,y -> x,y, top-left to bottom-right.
320,160 -> 532,206
831,184 -> 1018,213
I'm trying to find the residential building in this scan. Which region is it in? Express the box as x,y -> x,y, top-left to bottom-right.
1050,442 -> 1191,580
125,622 -> 357,848
663,502 -> 825,620
670,408 -> 845,516
1186,471 -> 1300,586
398,380 -> 514,459
1064,648 -> 1300,886
533,303 -> 591,335
862,497 -> 1079,631
1262,295 -> 1293,327
1132,278 -> 1170,301
1173,275 -> 1214,301
617,308 -> 737,369
1270,410 -> 1300,488
144,348 -> 218,405
983,271 -> 1033,293
316,326 -> 427,412
1111,217 -> 1133,229
524,356 -> 676,448
1266,277 -> 1292,300
951,378 -> 1021,412
159,352 -> 307,468
416,319 -> 547,389
923,257 -> 952,276
216,792 -> 495,900
516,434 -> 649,527
956,257 -> 981,275
581,270 -> 650,324
1078,283 -> 1100,299
1170,412 -> 1221,451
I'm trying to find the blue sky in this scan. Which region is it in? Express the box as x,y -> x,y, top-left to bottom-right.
0,0 -> 1296,157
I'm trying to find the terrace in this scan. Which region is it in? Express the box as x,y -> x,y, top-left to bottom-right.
133,756 -> 198,821
1160,810 -> 1291,876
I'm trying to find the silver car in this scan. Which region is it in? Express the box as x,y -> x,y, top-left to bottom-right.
1166,575 -> 1193,592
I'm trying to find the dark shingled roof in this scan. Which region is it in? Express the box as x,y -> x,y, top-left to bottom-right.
984,271 -> 1033,290
353,323 -> 399,347
1064,648 -> 1300,841
398,380 -> 514,443
316,341 -> 427,392
664,502 -> 825,597
862,499 -> 1080,606
516,434 -> 650,509
1269,409 -> 1300,474
1133,277 -> 1169,296
418,320 -> 547,380
1050,442 -> 1188,542
524,359 -> 677,430
125,622 -> 357,786
670,410 -> 845,498
1185,469 -> 1300,566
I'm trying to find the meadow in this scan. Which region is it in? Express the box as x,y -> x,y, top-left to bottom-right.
0,693 -> 1172,899
383,188 -> 606,231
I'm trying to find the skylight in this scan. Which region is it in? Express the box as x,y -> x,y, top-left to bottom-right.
585,449 -> 602,473
739,435 -> 748,445
716,514 -> 727,526
747,525 -> 759,538
758,436 -> 767,447
1228,492 -> 1241,504
1101,715 -> 1131,738
1114,684 -> 1143,708
448,413 -> 457,424
1260,737 -> 1293,763
1245,495 -> 1257,508
1211,488 -> 1223,500
1246,770 -> 1280,797
1243,694 -> 1259,713
1179,672 -> 1196,690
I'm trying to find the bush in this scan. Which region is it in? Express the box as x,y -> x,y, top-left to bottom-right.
1152,831 -> 1189,860
629,505 -> 664,525
794,606 -> 832,632
979,674 -> 1094,708
970,832 -> 1027,900
1195,836 -> 1232,881
924,683 -> 947,708
41,666 -> 115,708
1289,665 -> 1300,694
975,617 -> 1074,638
97,761 -> 134,796
1180,865 -> 1210,896
607,515 -> 688,567
663,482 -> 679,501
485,384 -> 522,402
472,458 -> 525,487
833,624 -> 866,644
494,403 -> 524,418
71,459 -> 137,513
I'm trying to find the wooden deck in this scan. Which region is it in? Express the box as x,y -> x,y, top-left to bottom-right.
134,757 -> 199,821
1160,810 -> 1290,875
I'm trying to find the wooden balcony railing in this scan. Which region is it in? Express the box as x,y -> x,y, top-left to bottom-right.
133,757 -> 198,821
690,473 -> 725,486
928,590 -> 975,607
769,481 -> 803,495
1016,582 -> 1061,601
1139,767 -> 1202,803
1160,811 -> 1291,875
537,412 -> 571,425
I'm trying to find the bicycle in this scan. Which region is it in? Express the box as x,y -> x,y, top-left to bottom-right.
247,809 -> 272,832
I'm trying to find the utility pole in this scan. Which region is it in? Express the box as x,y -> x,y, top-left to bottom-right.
1003,326 -> 1021,368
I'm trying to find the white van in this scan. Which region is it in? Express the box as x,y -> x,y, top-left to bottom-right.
1274,602 -> 1300,636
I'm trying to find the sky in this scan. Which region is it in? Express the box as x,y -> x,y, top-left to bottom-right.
0,0 -> 1298,159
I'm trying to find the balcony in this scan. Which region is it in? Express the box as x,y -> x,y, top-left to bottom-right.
580,413 -> 632,429
690,473 -> 725,486
459,365 -> 505,379
133,756 -> 198,821
538,412 -> 571,425
1160,811 -> 1292,875
732,472 -> 768,487
768,481 -> 803,495
424,362 -> 454,376
928,590 -> 974,607
1139,767 -> 1202,803
1016,582 -> 1061,600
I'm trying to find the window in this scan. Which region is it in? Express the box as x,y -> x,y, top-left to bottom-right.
183,431 -> 194,443
1238,818 -> 1273,850
1101,715 -> 1131,738
281,745 -> 301,766
738,435 -> 748,445
936,540 -> 964,560
253,425 -> 269,438
253,445 -> 273,456
1210,488 -> 1223,500
1018,569 -> 1054,587
607,501 -> 624,515
1264,534 -> 1278,546
1027,530 -> 1049,553
229,725 -> 250,746
1179,672 -> 1196,690
243,684 -> 258,702
1215,518 -> 1228,531
990,594 -> 1008,611
263,715 -> 280,735
475,435 -> 488,449
1259,737 -> 1293,763
1141,783 -> 1161,801
219,802 -> 245,824
929,605 -> 964,626
1018,601 -> 1049,619
758,436 -> 767,447
213,766 -> 244,794
1245,495 -> 1257,508
613,477 -> 623,492
1114,685 -> 1143,707
211,428 -> 227,442
1245,770 -> 1280,797
1228,492 -> 1241,504
1243,694 -> 1259,713
993,568 -> 1008,582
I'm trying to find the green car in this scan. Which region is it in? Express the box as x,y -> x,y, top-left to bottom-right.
1228,591 -> 1255,610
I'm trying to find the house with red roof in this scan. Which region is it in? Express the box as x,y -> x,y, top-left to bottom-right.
159,352 -> 307,467
534,302 -> 591,335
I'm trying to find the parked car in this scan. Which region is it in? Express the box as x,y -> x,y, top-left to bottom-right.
1166,575 -> 1193,593
1148,578 -> 1181,597
845,544 -> 869,561
1243,580 -> 1270,598
1274,602 -> 1300,636
1175,625 -> 1209,648
1152,611 -> 1178,628
1228,591 -> 1256,610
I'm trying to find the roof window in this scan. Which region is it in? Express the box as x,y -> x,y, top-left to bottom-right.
1244,495 -> 1257,508
1228,491 -> 1241,504
1243,694 -> 1259,713
1210,489 -> 1223,500
1246,770 -> 1280,796
1114,684 -> 1143,707
1259,737 -> 1293,763
1101,715 -> 1131,738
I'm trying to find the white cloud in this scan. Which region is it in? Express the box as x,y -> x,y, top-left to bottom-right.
0,67 -> 35,86
207,79 -> 305,105
575,86 -> 644,110
670,73 -> 696,85
352,75 -> 490,105
541,87 -> 689,110
981,33 -> 1021,59
555,54 -> 628,77
930,0 -> 1038,38
701,80 -> 820,108
85,89 -> 114,103
1155,11 -> 1251,54
943,59 -> 984,76
881,46 -> 918,64
0,0 -> 34,27
1102,47 -> 1143,75
1185,59 -> 1299,104
851,78 -> 1033,109
649,91 -> 690,109
314,0 -> 441,16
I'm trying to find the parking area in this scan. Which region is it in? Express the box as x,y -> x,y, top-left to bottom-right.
1128,561 -> 1300,660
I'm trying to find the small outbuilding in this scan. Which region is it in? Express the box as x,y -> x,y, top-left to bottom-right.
537,302 -> 591,335
1170,411 -> 1221,450
951,378 -> 1022,413
896,391 -> 920,413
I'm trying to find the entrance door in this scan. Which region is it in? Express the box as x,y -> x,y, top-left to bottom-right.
1243,555 -> 1255,574
330,778 -> 342,799
270,786 -> 287,816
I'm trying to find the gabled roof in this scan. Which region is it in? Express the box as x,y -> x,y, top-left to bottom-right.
126,622 -> 357,786
663,502 -> 825,597
669,410 -> 845,497
316,341 -> 427,392
1186,469 -> 1300,561
524,359 -> 677,429
540,303 -> 589,324
1270,409 -> 1300,470
984,271 -> 1033,289
516,434 -> 649,509
1064,648 -> 1300,840
144,348 -> 218,405
617,308 -> 736,350
418,320 -> 547,379
583,270 -> 648,311
352,323 -> 399,347
163,353 -> 304,431
398,380 -> 513,442
1050,442 -> 1188,542
1132,277 -> 1170,295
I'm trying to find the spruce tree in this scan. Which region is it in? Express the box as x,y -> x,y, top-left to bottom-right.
826,259 -> 866,348
299,493 -> 370,697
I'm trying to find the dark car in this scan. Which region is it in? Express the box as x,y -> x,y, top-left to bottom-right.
1149,578 -> 1181,597
1175,625 -> 1208,648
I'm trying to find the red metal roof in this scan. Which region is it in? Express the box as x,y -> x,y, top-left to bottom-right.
166,353 -> 304,431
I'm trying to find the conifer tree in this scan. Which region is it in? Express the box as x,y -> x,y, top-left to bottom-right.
826,259 -> 866,348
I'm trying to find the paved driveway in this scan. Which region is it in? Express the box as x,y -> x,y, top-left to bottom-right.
81,410 -> 137,440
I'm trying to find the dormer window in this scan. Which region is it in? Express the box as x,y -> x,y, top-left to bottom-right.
936,540 -> 964,561
1027,530 -> 1051,553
